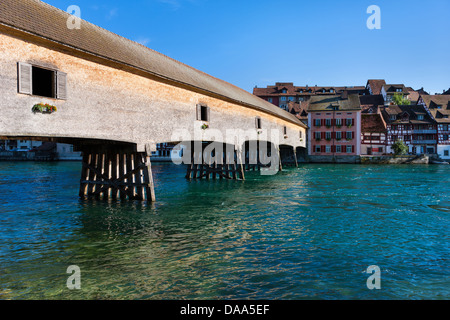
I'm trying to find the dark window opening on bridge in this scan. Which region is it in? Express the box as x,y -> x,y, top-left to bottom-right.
201,106 -> 209,121
197,104 -> 210,122
32,66 -> 55,98
284,126 -> 287,135
256,117 -> 262,129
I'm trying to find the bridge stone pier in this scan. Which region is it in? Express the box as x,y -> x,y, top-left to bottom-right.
0,0 -> 307,203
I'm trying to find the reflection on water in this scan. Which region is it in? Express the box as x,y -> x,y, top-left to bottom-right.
0,162 -> 449,300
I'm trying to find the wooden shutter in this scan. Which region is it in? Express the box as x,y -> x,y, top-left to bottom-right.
56,71 -> 67,100
196,105 -> 202,121
352,132 -> 355,139
352,119 -> 355,126
352,146 -> 355,153
206,106 -> 210,122
18,62 -> 32,95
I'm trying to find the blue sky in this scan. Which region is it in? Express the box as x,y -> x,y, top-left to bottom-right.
44,0 -> 449,94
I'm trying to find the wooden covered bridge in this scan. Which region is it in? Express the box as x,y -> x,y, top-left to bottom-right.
0,0 -> 307,202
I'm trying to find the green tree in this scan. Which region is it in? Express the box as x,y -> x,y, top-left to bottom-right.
392,139 -> 408,155
392,92 -> 410,105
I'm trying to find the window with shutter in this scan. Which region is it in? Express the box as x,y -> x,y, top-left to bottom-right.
256,117 -> 262,129
197,105 -> 210,122
18,62 -> 67,100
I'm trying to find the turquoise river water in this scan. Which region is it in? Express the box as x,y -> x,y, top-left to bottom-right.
0,161 -> 448,300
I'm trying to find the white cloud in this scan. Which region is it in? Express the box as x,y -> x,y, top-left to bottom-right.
106,8 -> 118,20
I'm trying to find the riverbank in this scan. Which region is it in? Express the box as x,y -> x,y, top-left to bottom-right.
307,154 -> 439,164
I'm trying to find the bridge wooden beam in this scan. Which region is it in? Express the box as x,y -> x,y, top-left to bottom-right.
186,142 -> 244,181
79,144 -> 155,203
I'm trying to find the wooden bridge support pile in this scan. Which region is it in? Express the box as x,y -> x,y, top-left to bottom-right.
280,146 -> 299,168
79,144 -> 155,202
185,142 -> 245,180
242,142 -> 286,172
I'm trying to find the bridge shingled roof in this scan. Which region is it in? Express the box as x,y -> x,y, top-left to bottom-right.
0,0 -> 306,128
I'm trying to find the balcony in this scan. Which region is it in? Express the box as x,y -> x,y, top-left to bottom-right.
413,130 -> 437,134
413,140 -> 437,144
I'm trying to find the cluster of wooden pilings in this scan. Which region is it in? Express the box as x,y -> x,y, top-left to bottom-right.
185,142 -> 298,180
79,144 -> 155,202
185,142 -> 245,180
77,141 -> 300,203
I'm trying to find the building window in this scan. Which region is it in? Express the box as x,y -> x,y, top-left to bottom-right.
346,118 -> 353,126
444,135 -> 449,141
336,132 -> 342,140
445,150 -> 449,156
418,115 -> 424,120
288,97 -> 294,101
268,98 -> 273,103
443,125 -> 449,131
326,132 -> 332,140
283,126 -> 287,135
315,119 -> 321,127
280,104 -> 288,111
346,146 -> 352,153
390,115 -> 396,121
336,145 -> 341,153
18,62 -> 67,99
197,104 -> 210,122
325,119 -> 332,127
346,132 -> 353,140
299,131 -> 303,139
315,132 -> 321,140
326,146 -> 331,153
336,119 -> 342,127
281,96 -> 287,101
282,89 -> 287,94
255,117 -> 262,130
315,146 -> 321,153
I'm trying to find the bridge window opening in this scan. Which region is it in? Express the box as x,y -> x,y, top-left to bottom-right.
18,62 -> 67,99
197,104 -> 210,122
283,126 -> 287,135
256,117 -> 262,130
32,66 -> 55,98
201,106 -> 209,121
